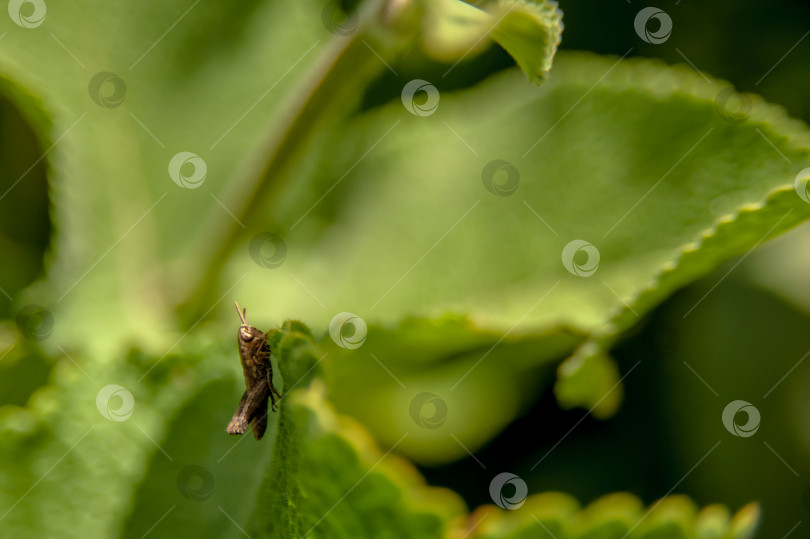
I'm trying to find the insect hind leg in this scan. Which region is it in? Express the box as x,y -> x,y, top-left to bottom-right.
251,399 -> 268,440
226,391 -> 249,435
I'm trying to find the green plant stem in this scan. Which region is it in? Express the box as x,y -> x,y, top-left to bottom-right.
181,0 -> 422,321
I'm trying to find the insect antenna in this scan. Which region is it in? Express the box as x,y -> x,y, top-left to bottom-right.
234,301 -> 248,325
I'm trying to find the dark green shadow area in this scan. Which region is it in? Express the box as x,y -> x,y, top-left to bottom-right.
0,351 -> 52,407
120,378 -> 274,539
0,90 -> 50,318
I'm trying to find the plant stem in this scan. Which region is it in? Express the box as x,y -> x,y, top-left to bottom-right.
181,0 -> 421,321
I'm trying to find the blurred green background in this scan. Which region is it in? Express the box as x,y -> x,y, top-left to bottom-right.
1,0 -> 810,537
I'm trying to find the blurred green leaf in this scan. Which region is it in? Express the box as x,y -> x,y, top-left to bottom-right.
422,0 -> 563,84
267,51 -> 810,343
0,95 -> 50,317
226,52 -> 810,459
322,317 -> 579,464
470,493 -> 759,539
0,0 -> 359,356
554,341 -> 622,419
0,321 -> 466,537
490,0 -> 563,84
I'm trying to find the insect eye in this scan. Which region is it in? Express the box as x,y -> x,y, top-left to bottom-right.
240,327 -> 254,341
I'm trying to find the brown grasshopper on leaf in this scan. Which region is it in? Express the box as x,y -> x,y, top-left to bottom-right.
226,302 -> 281,440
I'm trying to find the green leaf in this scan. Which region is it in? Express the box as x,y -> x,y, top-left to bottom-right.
490,0 -> 564,83
0,0 -> 330,355
421,0 -> 564,83
227,51 -> 810,448
0,322 -> 465,537
254,380 -> 466,537
470,493 -> 759,539
0,0 -> 425,358
323,316 -> 580,464
553,341 -> 622,419
268,51 -> 810,341
0,318 -> 758,538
